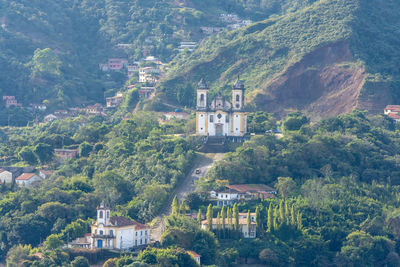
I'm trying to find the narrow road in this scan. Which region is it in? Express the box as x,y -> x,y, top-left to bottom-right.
151,152 -> 224,242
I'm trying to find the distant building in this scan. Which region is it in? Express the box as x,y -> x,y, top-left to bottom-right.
16,173 -> 42,187
30,104 -> 47,111
187,251 -> 201,265
127,64 -> 138,78
39,169 -> 54,179
210,184 -> 276,206
139,67 -> 161,84
163,112 -> 190,120
85,103 -> 103,115
108,58 -> 128,70
106,93 -> 124,108
90,202 -> 151,250
68,234 -> 91,249
44,114 -> 58,123
201,217 -> 256,238
0,168 -> 13,184
384,105 -> 400,122
201,27 -> 224,35
54,149 -> 78,159
178,41 -> 197,52
3,96 -> 18,107
99,63 -> 109,72
138,87 -> 155,99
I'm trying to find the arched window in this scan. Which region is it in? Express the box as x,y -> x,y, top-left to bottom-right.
236,94 -> 240,102
110,230 -> 113,236
200,94 -> 204,101
99,230 -> 103,235
99,211 -> 103,218
107,211 -> 109,218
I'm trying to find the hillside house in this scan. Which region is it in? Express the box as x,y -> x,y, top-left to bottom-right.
16,173 -> 42,187
106,93 -> 123,108
108,58 -> 128,70
210,184 -> 276,206
85,103 -> 104,115
178,41 -> 197,52
54,149 -> 78,159
39,169 -> 54,179
187,251 -> 201,265
3,96 -> 18,107
127,64 -> 138,78
0,168 -> 13,184
138,87 -> 155,99
139,67 -> 161,83
384,105 -> 400,122
90,202 -> 151,250
201,217 -> 256,238
44,114 -> 58,123
163,112 -> 190,120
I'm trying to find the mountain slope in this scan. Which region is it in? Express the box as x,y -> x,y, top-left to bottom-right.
160,0 -> 400,118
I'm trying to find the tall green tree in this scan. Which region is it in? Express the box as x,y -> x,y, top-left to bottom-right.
255,206 -> 262,234
233,203 -> 239,231
197,209 -> 202,225
267,203 -> 273,232
206,204 -> 213,231
171,196 -> 179,215
246,211 -> 251,238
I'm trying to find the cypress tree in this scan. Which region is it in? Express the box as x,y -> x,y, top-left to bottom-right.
221,206 -> 226,231
290,204 -> 296,226
267,203 -> 273,232
273,206 -> 279,230
197,209 -> 202,225
233,203 -> 239,231
285,201 -> 290,225
297,211 -> 303,230
247,210 -> 251,238
206,204 -> 213,231
179,199 -> 186,214
255,206 -> 261,233
227,207 -> 233,229
171,195 -> 179,215
279,200 -> 285,223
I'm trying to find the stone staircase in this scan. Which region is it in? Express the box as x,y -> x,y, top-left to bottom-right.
199,136 -> 228,153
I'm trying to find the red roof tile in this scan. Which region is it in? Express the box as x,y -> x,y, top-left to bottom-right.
225,184 -> 276,193
110,216 -> 149,229
16,173 -> 36,180
388,113 -> 400,119
188,251 -> 201,258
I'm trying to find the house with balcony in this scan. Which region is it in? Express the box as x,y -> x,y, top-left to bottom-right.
106,93 -> 123,108
210,184 -> 276,206
90,202 -> 151,250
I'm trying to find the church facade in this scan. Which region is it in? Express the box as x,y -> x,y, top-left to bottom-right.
196,78 -> 247,136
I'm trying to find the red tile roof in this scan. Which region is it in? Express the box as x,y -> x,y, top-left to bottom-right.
385,105 -> 400,110
16,173 -> 36,180
110,216 -> 149,229
225,184 -> 276,193
188,251 -> 201,258
0,168 -> 5,174
388,113 -> 400,119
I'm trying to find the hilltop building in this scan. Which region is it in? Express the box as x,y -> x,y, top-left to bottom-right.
210,184 -> 277,206
384,105 -> 400,122
90,202 -> 150,250
196,78 -> 247,136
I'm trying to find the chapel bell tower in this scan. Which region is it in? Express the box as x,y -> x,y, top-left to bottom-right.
97,201 -> 110,226
196,78 -> 209,110
232,77 -> 245,111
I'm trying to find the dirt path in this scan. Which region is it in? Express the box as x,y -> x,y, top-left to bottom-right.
151,152 -> 224,242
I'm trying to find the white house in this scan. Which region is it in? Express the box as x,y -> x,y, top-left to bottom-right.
201,217 -> 256,238
15,173 -> 42,187
0,168 -> 13,184
210,184 -> 276,206
187,251 -> 201,265
90,202 -> 151,250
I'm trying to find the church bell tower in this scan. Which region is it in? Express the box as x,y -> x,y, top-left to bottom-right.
232,77 -> 245,111
196,78 -> 209,110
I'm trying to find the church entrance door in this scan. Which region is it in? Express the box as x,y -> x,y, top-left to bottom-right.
97,240 -> 103,248
215,124 -> 223,136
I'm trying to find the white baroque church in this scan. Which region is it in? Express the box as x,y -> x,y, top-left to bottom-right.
196,78 -> 247,136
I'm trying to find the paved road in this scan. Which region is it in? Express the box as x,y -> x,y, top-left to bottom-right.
151,152 -> 224,242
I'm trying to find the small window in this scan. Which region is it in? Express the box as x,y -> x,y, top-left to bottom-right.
236,115 -> 239,118
141,231 -> 143,236
107,211 -> 109,218
200,94 -> 204,101
100,230 -> 103,235
217,114 -> 222,119
210,115 -> 214,122
236,128 -> 238,130
236,94 -> 240,101
140,239 -> 142,245
99,211 -> 103,218
110,230 -> 113,236
236,104 -> 240,108
136,232 -> 138,236
226,116 -> 229,123
200,114 -> 203,117
200,128 -> 203,130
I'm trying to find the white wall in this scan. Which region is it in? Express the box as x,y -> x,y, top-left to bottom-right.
197,113 -> 206,135
0,171 -> 12,184
16,175 -> 41,187
116,228 -> 135,250
233,114 -> 241,136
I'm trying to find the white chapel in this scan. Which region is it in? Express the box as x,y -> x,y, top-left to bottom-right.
196,78 -> 247,136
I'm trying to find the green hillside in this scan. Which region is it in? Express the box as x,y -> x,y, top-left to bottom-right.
160,0 -> 400,117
